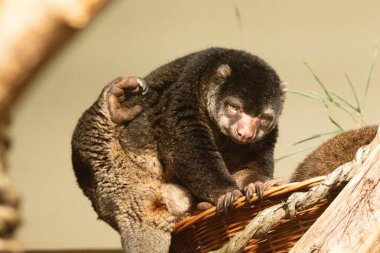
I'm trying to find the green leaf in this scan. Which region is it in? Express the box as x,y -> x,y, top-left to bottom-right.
328,115 -> 344,132
326,89 -> 360,122
328,89 -> 360,114
293,130 -> 340,145
332,101 -> 359,123
234,4 -> 242,29
304,62 -> 334,102
344,73 -> 361,113
364,47 -> 378,101
275,145 -> 319,163
288,88 -> 324,101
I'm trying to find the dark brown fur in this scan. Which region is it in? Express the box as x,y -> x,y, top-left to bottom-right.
71,48 -> 284,252
291,125 -> 378,182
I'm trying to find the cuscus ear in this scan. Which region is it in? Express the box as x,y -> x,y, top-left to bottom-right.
279,81 -> 288,102
216,64 -> 231,79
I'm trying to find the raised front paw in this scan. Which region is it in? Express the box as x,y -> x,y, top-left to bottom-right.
216,189 -> 243,215
244,177 -> 287,204
106,76 -> 149,124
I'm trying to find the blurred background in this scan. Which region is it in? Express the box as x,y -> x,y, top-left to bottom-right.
3,0 -> 379,250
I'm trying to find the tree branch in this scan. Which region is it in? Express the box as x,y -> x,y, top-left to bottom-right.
0,1 -> 111,251
0,0 -> 111,114
210,126 -> 380,253
290,126 -> 380,252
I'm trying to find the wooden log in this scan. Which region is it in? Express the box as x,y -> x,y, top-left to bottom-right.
210,126 -> 380,253
290,127 -> 380,253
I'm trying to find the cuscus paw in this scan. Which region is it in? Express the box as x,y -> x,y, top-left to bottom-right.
107,76 -> 149,124
244,177 -> 287,204
216,189 -> 243,215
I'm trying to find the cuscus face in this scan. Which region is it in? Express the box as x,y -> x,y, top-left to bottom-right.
217,95 -> 278,144
206,62 -> 285,144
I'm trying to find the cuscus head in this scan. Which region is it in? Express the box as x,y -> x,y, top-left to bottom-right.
204,51 -> 286,144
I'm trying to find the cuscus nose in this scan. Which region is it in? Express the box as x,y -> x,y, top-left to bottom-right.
236,115 -> 258,142
237,128 -> 252,140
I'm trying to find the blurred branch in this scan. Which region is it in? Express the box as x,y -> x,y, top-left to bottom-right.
0,0 -> 111,251
0,0 -> 111,114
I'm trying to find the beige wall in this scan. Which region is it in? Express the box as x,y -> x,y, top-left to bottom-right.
8,0 -> 380,250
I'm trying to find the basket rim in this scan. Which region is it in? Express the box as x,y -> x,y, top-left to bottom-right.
172,176 -> 327,233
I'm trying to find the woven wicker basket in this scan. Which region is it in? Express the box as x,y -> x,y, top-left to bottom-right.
171,176 -> 343,253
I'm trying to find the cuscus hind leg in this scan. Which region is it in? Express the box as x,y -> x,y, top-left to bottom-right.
117,183 -> 192,253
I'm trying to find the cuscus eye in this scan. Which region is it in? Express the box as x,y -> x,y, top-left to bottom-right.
226,103 -> 240,113
260,114 -> 273,122
260,114 -> 275,128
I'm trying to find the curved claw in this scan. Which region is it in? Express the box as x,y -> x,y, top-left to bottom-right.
223,197 -> 229,215
216,201 -> 222,216
136,77 -> 149,95
256,183 -> 264,203
229,192 -> 236,211
216,190 -> 242,215
244,178 -> 287,206
245,188 -> 251,205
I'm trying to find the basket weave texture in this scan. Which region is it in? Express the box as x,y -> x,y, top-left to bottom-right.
171,176 -> 342,253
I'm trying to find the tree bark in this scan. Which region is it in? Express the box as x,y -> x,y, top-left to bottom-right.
290,128 -> 380,253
